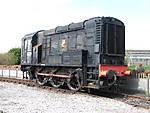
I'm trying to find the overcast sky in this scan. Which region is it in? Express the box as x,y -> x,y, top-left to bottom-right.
0,0 -> 149,53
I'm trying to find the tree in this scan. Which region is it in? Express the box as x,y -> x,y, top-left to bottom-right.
8,48 -> 21,65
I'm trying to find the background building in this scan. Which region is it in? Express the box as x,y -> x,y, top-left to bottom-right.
126,50 -> 150,66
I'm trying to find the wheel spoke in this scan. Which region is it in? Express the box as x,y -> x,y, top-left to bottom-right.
50,77 -> 64,88
36,76 -> 48,85
67,73 -> 81,91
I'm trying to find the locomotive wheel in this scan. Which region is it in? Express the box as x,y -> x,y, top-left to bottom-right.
107,70 -> 117,86
36,75 -> 48,85
50,77 -> 64,88
67,71 -> 81,91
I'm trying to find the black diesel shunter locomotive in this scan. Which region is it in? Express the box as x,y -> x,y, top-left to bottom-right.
21,17 -> 130,91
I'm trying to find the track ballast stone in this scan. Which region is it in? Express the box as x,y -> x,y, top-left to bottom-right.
0,82 -> 149,113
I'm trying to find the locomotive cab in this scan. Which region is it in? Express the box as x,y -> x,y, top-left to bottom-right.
21,31 -> 44,70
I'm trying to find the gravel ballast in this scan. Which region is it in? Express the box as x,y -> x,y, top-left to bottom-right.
0,82 -> 149,113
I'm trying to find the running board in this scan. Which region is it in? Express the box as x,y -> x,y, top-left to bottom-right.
37,72 -> 70,79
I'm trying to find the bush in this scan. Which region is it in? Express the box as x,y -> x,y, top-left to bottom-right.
128,65 -> 136,71
0,53 -> 15,65
143,65 -> 150,70
128,65 -> 150,71
0,48 -> 21,65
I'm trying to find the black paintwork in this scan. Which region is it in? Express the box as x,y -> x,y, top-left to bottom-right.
21,17 -> 125,68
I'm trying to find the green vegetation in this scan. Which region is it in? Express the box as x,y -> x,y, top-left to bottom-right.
143,65 -> 150,70
0,48 -> 21,65
8,48 -> 21,65
0,53 -> 15,65
128,65 -> 150,71
128,65 -> 136,70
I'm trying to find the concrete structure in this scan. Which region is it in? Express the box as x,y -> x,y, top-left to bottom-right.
124,78 -> 150,96
126,50 -> 150,65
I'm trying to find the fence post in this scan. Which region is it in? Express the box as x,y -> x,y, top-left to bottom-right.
16,69 -> 18,78
9,69 -> 10,78
2,69 -> 3,77
148,78 -> 149,96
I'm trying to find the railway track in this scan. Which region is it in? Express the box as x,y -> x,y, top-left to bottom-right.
0,76 -> 149,110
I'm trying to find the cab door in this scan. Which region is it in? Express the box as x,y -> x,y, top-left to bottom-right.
33,44 -> 42,64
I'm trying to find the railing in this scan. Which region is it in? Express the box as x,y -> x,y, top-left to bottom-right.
0,68 -> 22,79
